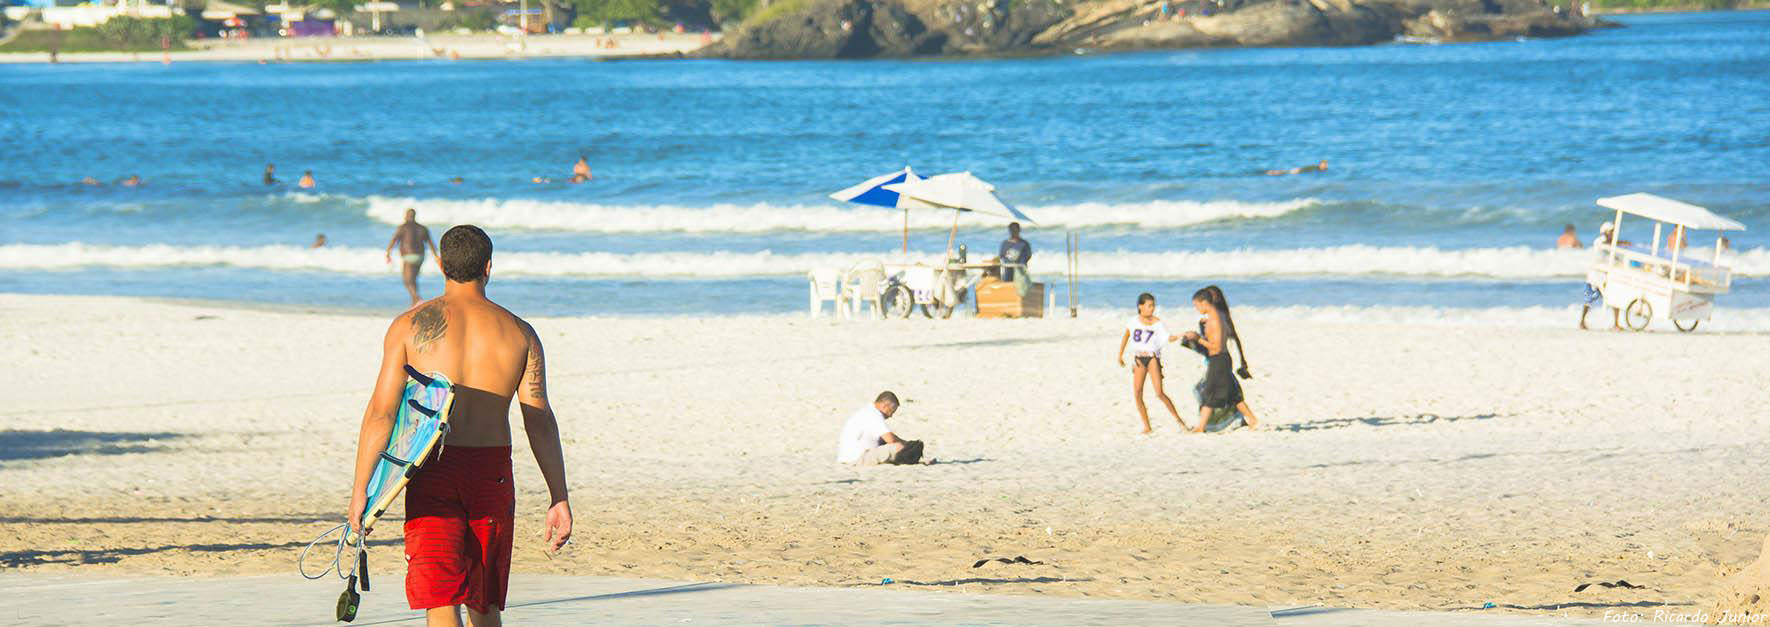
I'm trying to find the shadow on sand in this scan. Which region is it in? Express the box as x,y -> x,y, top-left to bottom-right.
0,537 -> 400,568
0,429 -> 183,464
1275,413 -> 1500,433
0,514 -> 335,525
894,577 -> 1089,586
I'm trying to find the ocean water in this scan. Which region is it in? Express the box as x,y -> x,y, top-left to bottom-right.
1,12 -> 1767,327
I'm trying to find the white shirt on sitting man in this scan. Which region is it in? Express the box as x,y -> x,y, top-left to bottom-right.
836,405 -> 892,463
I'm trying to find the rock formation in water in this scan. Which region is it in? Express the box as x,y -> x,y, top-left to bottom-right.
708,0 -> 1609,59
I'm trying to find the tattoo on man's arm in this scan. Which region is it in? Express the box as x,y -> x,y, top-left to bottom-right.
412,304 -> 446,353
526,334 -> 547,401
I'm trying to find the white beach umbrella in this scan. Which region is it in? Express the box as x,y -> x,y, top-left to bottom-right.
830,166 -> 936,253
883,171 -> 1034,256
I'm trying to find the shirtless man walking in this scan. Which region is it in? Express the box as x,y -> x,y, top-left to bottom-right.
386,208 -> 441,306
349,225 -> 573,627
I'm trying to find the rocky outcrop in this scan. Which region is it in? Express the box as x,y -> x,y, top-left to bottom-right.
708,0 -> 1608,59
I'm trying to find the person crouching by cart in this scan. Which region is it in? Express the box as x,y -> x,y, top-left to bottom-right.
1180,286 -> 1261,432
1117,293 -> 1189,434
1580,221 -> 1624,331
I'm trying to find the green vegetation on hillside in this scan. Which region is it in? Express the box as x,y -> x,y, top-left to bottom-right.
742,0 -> 813,26
572,0 -> 671,26
0,16 -> 195,53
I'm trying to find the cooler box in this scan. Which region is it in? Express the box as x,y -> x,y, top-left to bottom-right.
975,278 -> 1045,319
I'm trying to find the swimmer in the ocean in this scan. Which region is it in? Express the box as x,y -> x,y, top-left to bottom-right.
1264,160 -> 1329,176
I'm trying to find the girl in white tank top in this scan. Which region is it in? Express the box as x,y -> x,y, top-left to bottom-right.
1116,293 -> 1189,434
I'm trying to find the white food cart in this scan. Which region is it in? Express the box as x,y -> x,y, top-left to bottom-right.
1587,193 -> 1745,332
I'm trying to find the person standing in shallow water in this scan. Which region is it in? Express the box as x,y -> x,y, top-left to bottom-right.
385,209 -> 439,306
1181,285 -> 1260,432
572,156 -> 592,182
1556,224 -> 1582,249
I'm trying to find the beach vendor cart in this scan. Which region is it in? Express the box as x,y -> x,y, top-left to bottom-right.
874,252 -> 1025,319
828,169 -> 1041,319
1587,193 -> 1745,332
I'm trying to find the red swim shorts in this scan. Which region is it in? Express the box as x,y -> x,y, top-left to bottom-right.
403,445 -> 515,614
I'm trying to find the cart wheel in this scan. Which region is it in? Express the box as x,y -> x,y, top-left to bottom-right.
882,285 -> 915,319
1624,298 -> 1652,332
1672,318 -> 1700,333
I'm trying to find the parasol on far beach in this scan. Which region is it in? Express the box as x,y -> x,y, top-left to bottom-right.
883,171 -> 1034,258
829,166 -> 936,253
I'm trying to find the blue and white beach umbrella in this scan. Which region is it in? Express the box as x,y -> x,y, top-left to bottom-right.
829,166 -> 924,209
884,171 -> 1034,257
830,167 -> 934,252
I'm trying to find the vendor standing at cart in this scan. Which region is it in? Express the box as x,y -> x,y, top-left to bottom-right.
1581,222 -> 1624,331
995,222 -> 1033,296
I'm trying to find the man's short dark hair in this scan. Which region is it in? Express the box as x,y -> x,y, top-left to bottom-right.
875,391 -> 899,406
440,225 -> 493,282
1008,222 -> 1021,234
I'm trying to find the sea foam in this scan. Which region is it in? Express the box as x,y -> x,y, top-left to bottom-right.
360,196 -> 1321,234
4,242 -> 1764,280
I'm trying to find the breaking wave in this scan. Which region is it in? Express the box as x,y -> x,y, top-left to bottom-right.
359,196 -> 1321,234
5,242 -> 1764,280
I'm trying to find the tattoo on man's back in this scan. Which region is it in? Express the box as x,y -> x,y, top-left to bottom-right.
412,304 -> 446,352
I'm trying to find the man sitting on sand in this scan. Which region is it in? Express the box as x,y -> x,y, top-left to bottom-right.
348,225 -> 573,627
836,391 -> 924,465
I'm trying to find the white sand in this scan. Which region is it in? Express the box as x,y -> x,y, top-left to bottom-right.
0,32 -> 713,64
1,293 -> 1767,619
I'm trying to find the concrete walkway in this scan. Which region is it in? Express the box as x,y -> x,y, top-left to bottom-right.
1,573 -> 1608,626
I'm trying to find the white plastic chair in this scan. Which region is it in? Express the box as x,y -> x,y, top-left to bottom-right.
807,269 -> 842,318
840,261 -> 886,320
